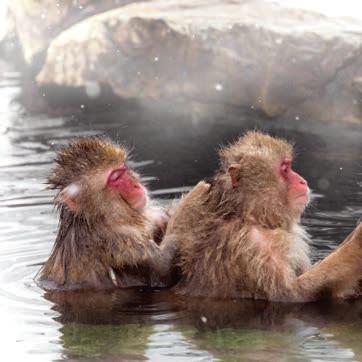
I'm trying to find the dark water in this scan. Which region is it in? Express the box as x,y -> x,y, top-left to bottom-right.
0,62 -> 361,362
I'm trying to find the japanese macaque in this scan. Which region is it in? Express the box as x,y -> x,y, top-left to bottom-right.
163,131 -> 362,302
38,137 -> 173,290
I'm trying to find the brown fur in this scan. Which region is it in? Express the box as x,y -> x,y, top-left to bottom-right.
163,131 -> 362,302
38,137 -> 173,290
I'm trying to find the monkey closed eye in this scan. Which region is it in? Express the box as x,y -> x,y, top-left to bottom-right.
39,137 -> 174,290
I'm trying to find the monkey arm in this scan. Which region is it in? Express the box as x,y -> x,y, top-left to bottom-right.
108,229 -> 177,280
164,181 -> 210,233
295,223 -> 362,301
153,182 -> 211,275
143,181 -> 210,250
331,221 -> 360,249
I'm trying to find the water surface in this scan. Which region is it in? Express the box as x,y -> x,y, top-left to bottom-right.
0,62 -> 361,362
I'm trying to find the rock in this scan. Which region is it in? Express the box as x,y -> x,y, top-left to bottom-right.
0,6 -> 24,67
10,0 -> 362,123
3,0 -> 145,69
352,77 -> 362,94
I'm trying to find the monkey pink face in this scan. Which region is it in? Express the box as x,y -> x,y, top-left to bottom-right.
107,164 -> 148,210
280,160 -> 309,212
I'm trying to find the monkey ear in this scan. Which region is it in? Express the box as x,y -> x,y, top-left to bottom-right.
55,183 -> 81,211
228,164 -> 241,188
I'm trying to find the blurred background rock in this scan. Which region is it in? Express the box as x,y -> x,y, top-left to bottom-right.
1,0 -> 362,124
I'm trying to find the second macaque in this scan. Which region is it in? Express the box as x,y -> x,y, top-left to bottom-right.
163,131 -> 362,302
38,137 -> 173,290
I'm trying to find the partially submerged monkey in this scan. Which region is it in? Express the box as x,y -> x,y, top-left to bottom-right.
163,131 -> 362,302
38,137 -> 173,290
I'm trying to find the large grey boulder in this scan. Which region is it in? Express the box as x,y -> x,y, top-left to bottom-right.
2,0 -> 143,67
8,0 -> 362,123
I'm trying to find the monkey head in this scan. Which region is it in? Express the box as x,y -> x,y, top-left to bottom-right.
47,137 -> 148,220
218,131 -> 310,227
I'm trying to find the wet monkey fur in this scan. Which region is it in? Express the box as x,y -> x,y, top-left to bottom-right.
163,131 -> 362,302
39,137 -> 173,290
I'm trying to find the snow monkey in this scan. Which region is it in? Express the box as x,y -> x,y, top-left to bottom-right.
39,137 -> 174,290
162,131 -> 362,301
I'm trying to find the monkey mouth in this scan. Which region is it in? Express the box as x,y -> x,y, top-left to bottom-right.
130,192 -> 148,210
295,193 -> 310,205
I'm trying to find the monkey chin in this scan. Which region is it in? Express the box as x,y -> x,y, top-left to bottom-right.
291,194 -> 309,218
296,193 -> 309,205
129,192 -> 149,211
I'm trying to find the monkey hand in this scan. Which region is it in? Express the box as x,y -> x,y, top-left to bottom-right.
182,181 -> 210,202
146,207 -> 170,244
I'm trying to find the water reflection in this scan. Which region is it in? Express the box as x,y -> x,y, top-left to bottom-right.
0,61 -> 361,361
43,289 -> 362,361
